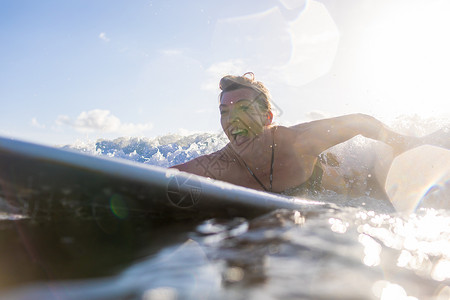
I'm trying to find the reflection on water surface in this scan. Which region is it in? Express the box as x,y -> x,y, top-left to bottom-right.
1,200 -> 449,300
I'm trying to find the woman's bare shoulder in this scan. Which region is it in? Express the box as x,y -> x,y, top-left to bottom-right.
274,125 -> 294,133
274,125 -> 301,141
274,124 -> 324,155
287,120 -> 319,134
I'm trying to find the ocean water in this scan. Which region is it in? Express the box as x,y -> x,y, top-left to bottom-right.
1,117 -> 449,300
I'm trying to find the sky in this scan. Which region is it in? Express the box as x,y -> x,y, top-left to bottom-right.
1,0 -> 450,146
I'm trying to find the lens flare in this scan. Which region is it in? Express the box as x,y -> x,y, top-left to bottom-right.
110,194 -> 128,219
385,145 -> 450,213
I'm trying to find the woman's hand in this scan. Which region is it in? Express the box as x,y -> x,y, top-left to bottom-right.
363,117 -> 423,156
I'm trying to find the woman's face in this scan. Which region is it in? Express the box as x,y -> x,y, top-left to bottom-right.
219,88 -> 269,149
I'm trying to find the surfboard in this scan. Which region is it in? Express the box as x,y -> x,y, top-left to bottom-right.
385,145 -> 450,213
0,136 -> 328,221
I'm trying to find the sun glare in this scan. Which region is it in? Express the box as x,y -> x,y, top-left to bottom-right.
361,1 -> 450,118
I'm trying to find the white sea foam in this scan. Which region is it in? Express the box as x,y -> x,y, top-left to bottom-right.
63,132 -> 229,168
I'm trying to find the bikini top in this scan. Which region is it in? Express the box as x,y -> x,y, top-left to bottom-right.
241,130 -> 275,192
281,156 -> 325,196
239,127 -> 328,195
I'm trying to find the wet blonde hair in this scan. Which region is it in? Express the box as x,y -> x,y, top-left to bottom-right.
219,72 -> 272,114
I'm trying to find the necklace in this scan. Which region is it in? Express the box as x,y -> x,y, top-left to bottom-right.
238,128 -> 275,192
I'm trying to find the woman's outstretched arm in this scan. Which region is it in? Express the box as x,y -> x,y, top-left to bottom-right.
290,114 -> 422,156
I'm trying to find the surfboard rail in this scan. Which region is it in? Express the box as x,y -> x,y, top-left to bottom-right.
0,136 -> 329,221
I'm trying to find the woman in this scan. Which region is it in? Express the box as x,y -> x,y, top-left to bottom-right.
171,72 -> 421,199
